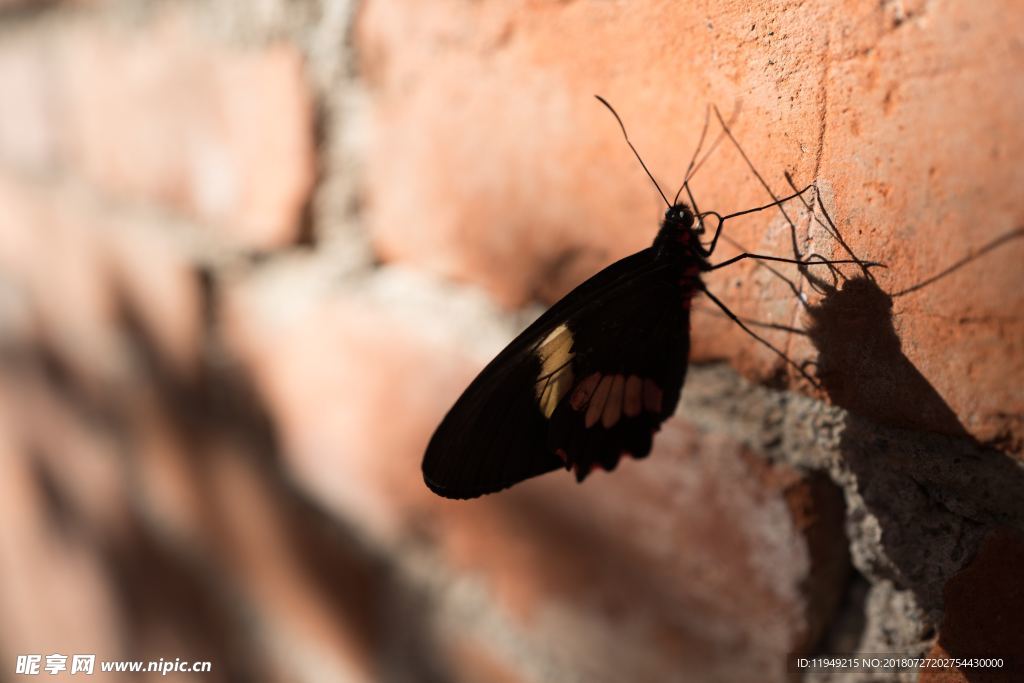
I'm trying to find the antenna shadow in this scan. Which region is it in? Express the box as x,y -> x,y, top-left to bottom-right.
696,110 -> 1024,668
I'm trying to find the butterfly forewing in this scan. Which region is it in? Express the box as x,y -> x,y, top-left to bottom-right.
423,249 -> 690,499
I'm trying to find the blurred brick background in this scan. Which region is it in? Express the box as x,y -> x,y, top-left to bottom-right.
1,1 -> 1022,682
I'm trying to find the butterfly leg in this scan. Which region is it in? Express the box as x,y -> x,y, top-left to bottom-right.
700,184 -> 815,256
709,253 -> 884,270
699,284 -> 820,387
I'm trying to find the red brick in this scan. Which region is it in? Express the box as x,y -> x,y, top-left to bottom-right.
357,0 -> 1024,449
104,218 -> 202,376
0,376 -> 127,662
0,242 -> 375,675
195,442 -> 378,683
224,267 -> 850,681
446,636 -> 527,683
118,383 -> 381,681
60,12 -> 315,249
0,174 -> 122,380
0,38 -> 60,173
919,529 -> 1024,683
223,267 -> 501,538
0,362 -> 381,682
0,173 -> 202,381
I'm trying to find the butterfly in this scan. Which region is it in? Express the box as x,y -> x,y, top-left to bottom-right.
422,97 -> 870,499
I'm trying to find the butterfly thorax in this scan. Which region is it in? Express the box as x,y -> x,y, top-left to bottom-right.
652,203 -> 709,284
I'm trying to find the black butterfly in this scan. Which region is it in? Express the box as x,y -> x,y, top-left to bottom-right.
423,97 -> 869,499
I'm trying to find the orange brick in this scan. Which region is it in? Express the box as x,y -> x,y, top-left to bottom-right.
0,174 -> 121,380
0,361 -> 381,682
357,0 -> 1024,449
446,636 -> 528,683
104,218 -> 202,376
223,267 -> 507,539
0,38 -> 60,173
60,12 -> 315,249
0,375 -> 126,661
920,529 -> 1024,683
0,173 -> 202,381
224,266 -> 850,681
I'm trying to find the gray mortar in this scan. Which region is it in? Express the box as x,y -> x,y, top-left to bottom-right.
365,360 -> 1022,683
294,259 -> 1023,676
680,363 -> 1024,665
18,1 -> 1018,677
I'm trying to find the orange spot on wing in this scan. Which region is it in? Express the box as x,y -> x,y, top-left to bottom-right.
624,375 -> 643,417
585,375 -> 613,428
570,373 -> 601,411
643,379 -> 663,413
602,374 -> 625,428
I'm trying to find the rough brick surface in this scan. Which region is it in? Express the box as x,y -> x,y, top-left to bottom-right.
0,173 -> 201,380
224,264 -> 852,681
358,0 -> 1024,449
918,529 -> 1024,683
61,13 -> 315,248
0,359 -> 383,683
0,1 -> 1020,682
0,37 -> 59,173
0,173 -> 123,380
0,9 -> 316,249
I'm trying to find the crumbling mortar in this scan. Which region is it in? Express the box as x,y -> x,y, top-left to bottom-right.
680,362 -> 1023,643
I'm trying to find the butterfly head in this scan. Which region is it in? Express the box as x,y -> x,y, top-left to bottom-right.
659,202 -> 700,244
664,203 -> 695,231
653,202 -> 708,258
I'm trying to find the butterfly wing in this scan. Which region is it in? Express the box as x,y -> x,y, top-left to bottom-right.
423,248 -> 690,499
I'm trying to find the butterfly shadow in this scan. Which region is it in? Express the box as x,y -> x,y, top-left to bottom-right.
805,229 -> 1024,668
751,194 -> 1024,659
690,113 -> 1024,664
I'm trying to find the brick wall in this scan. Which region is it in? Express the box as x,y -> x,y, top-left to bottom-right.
0,1 -> 1021,682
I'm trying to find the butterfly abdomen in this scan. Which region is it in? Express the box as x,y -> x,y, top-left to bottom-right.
679,265 -> 703,310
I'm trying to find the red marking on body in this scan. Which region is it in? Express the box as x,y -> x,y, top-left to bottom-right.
585,375 -> 613,428
602,374 -> 625,428
643,379 -> 663,413
569,373 -> 601,411
624,375 -> 643,417
554,448 -> 568,464
679,278 -> 699,310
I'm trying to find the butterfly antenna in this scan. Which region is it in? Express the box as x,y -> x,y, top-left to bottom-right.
676,105 -> 730,204
595,95 -> 671,208
674,105 -> 711,205
684,182 -> 702,222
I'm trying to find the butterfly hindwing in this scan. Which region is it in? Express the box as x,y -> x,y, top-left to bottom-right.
547,283 -> 689,481
423,249 -> 690,499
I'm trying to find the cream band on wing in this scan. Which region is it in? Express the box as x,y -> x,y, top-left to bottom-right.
535,324 -> 575,418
